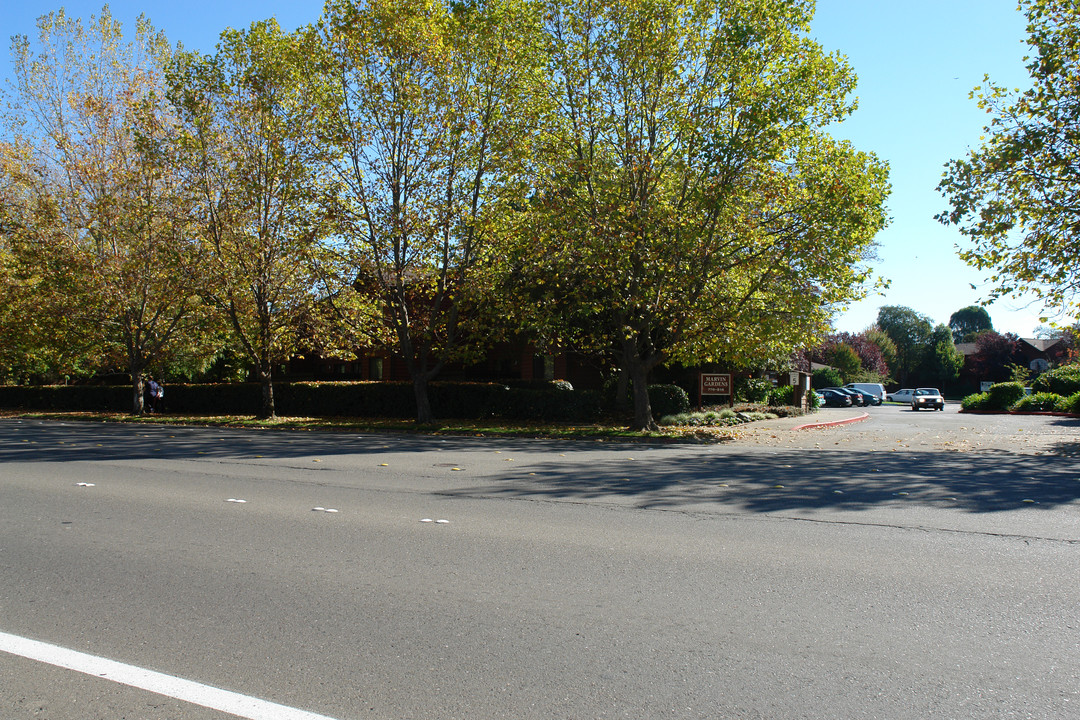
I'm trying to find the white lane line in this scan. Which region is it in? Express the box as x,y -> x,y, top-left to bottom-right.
0,631 -> 340,720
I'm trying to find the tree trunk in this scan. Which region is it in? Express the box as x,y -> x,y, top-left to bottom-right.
258,367 -> 276,420
621,338 -> 658,431
131,369 -> 146,416
615,366 -> 630,412
413,373 -> 434,424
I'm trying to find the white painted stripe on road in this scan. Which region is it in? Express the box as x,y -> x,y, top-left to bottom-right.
0,631 -> 340,720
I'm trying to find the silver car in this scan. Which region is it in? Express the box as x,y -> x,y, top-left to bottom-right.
911,387 -> 945,411
887,388 -> 915,403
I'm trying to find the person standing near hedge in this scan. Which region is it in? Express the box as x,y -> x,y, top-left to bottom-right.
146,377 -> 163,413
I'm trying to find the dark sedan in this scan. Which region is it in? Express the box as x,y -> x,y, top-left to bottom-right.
846,388 -> 882,406
823,387 -> 864,406
818,388 -> 854,407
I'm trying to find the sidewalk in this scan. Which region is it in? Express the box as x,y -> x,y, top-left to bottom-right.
750,409 -> 870,432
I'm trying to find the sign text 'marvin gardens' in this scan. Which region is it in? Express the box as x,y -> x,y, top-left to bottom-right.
699,373 -> 732,396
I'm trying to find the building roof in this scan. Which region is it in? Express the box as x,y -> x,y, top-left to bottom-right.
955,337 -> 1064,356
1020,337 -> 1064,353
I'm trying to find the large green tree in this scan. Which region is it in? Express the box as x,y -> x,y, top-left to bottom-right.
3,9 -> 207,412
317,0 -> 544,423
948,304 -> 994,344
938,0 -> 1080,322
876,305 -> 933,386
922,323 -> 964,390
512,0 -> 889,430
169,20 -> 329,419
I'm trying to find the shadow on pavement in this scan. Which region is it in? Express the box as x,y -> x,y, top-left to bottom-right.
442,447 -> 1080,515
3,418 -> 1078,515
0,417 -> 677,463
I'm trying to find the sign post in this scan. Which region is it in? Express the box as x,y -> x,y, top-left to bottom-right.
698,373 -> 733,408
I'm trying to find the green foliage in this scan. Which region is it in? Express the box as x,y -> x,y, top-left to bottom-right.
0,384 -> 130,412
812,368 -> 843,389
768,385 -> 796,407
647,384 -> 690,419
864,327 -> 898,378
0,381 -> 605,422
318,0 -> 545,423
4,9 -> 211,414
949,305 -> 993,344
658,407 -> 779,427
987,382 -> 1027,410
960,392 -> 991,412
1032,364 -> 1080,395
876,306 -> 933,384
1011,392 -> 1063,412
938,0 -> 1080,319
828,344 -> 862,382
504,0 -> 889,431
1057,391 -> 1080,413
168,19 -> 329,418
735,377 -> 772,403
1005,362 -> 1033,385
924,323 -> 964,386
807,389 -> 822,410
961,381 -> 1028,412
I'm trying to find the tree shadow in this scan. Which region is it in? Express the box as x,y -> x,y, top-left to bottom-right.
0,418 -> 666,464
4,418 -> 1078,516
441,447 -> 1080,514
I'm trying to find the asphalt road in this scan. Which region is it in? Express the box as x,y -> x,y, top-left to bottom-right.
1,414 -> 1078,719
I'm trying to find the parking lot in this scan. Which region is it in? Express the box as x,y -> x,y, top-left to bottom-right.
735,402 -> 1080,456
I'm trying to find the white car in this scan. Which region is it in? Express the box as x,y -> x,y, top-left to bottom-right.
887,388 -> 915,403
912,387 -> 945,411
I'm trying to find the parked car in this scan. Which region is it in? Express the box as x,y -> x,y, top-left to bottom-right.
818,388 -> 854,407
887,388 -> 915,404
824,387 -> 864,406
845,388 -> 882,406
844,382 -> 886,402
911,387 -> 945,411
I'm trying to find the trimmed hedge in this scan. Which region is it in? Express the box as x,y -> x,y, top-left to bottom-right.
0,380 -> 603,422
960,391 -> 991,411
1059,391 -> 1080,413
961,383 -> 1080,414
735,377 -> 771,403
0,384 -> 131,412
1011,391 -> 1062,412
960,381 -> 1026,412
768,385 -> 796,407
648,384 -> 691,418
1032,365 -> 1080,396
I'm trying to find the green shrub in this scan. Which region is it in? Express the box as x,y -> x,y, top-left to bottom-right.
960,392 -> 991,411
962,382 -> 1039,412
0,380 -> 604,422
767,384 -> 796,406
648,384 -> 690,418
1032,365 -> 1080,396
1057,391 -> 1080,414
811,368 -> 843,389
735,377 -> 771,403
986,382 -> 1026,410
1011,392 -> 1063,412
0,384 -> 130,412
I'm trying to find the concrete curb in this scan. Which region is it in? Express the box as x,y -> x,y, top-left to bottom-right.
790,412 -> 870,431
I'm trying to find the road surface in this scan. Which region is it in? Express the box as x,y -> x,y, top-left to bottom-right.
1,413 -> 1078,719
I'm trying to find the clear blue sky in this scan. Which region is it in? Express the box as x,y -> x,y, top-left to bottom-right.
3,1 -> 1065,338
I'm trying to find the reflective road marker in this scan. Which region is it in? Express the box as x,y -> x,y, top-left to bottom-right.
0,631 -> 340,720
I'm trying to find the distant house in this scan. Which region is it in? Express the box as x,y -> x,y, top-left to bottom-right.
1017,337 -> 1067,373
956,337 -> 1068,389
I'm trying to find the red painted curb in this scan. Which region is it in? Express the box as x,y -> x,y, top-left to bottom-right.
791,412 -> 870,431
